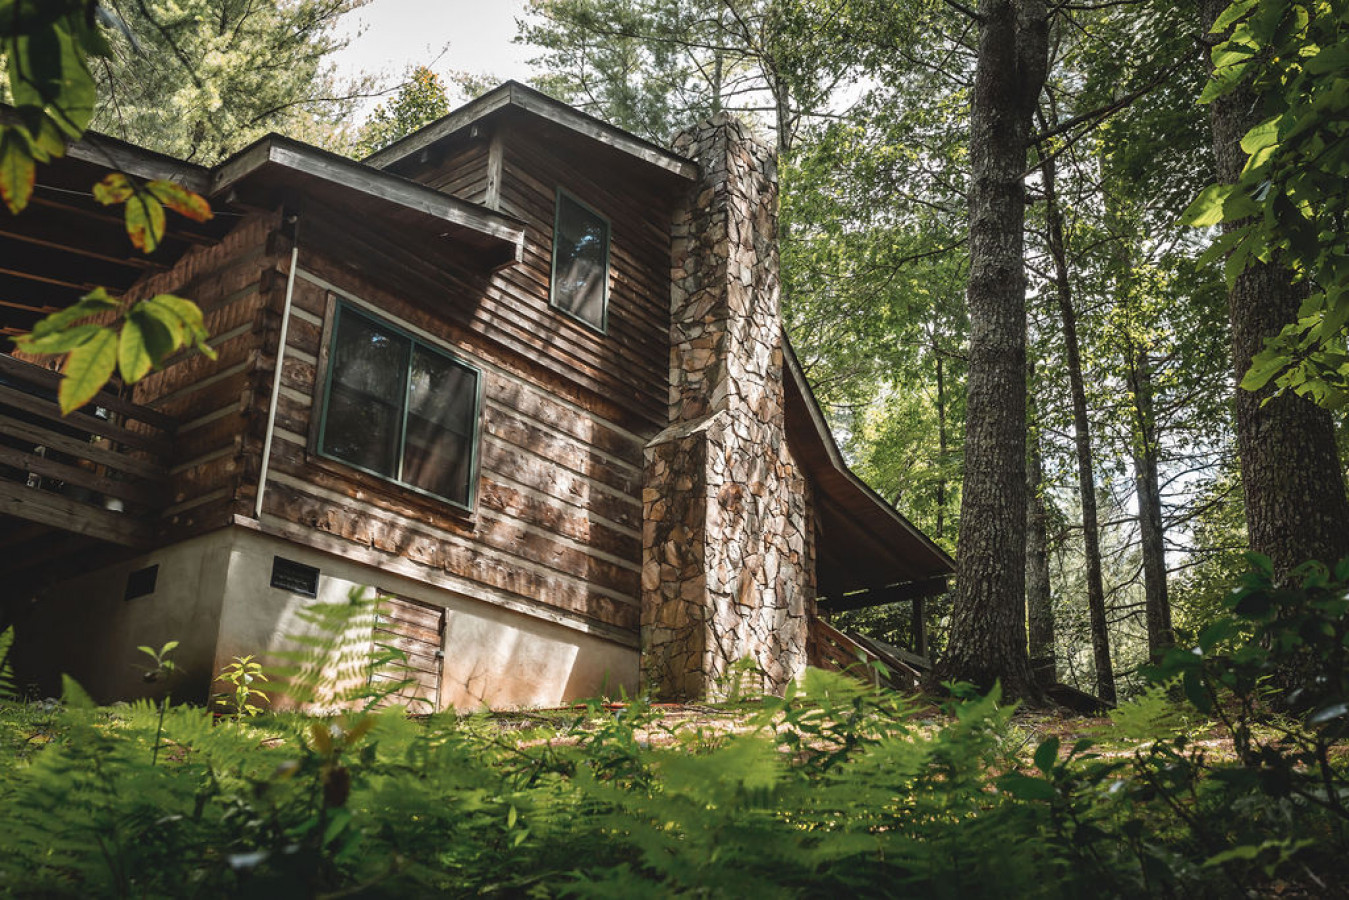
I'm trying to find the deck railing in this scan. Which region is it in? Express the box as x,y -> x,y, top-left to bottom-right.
808,616 -> 925,692
0,354 -> 173,547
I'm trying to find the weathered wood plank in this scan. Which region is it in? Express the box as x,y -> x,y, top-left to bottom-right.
0,444 -> 164,506
0,481 -> 152,546
0,413 -> 164,480
0,384 -> 170,455
262,480 -> 639,630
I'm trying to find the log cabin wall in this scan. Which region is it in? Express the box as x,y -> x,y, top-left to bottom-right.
126,210 -> 286,541
389,113 -> 683,434
251,245 -> 649,648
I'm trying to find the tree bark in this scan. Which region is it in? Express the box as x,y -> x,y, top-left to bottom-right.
934,343 -> 948,542
937,0 -> 1048,700
1026,357 -> 1054,684
1126,343 -> 1174,658
1200,0 -> 1349,576
1041,151 -> 1115,704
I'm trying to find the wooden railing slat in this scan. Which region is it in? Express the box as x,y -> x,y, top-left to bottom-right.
0,444 -> 164,506
0,413 -> 164,480
0,354 -> 175,431
0,384 -> 171,455
0,481 -> 152,547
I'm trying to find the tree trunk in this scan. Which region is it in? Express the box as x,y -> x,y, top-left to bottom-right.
937,0 -> 1048,700
1026,357 -> 1054,683
1041,152 -> 1115,704
1200,0 -> 1349,576
934,344 -> 948,542
1126,343 -> 1173,658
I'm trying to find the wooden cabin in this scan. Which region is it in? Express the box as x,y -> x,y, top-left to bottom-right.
0,83 -> 953,708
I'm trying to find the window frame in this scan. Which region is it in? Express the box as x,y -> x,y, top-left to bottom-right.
547,187 -> 612,334
315,301 -> 484,513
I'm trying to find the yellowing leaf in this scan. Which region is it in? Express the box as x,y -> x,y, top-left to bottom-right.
117,315 -> 155,383
92,172 -> 133,205
125,193 -> 166,253
58,326 -> 117,414
16,288 -> 120,347
12,322 -> 104,355
0,129 -> 37,215
146,180 -> 213,222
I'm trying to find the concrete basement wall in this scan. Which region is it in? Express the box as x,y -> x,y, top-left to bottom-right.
13,526 -> 638,711
216,528 -> 639,711
12,530 -> 234,704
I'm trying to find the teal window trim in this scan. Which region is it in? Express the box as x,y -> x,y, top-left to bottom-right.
316,302 -> 483,513
548,187 -> 611,334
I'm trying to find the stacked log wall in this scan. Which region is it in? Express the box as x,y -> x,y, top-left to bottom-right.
395,122 -> 677,433
255,256 -> 646,644
128,211 -> 284,541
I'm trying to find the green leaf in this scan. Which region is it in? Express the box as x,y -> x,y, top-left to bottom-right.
1182,668 -> 1213,714
58,326 -> 117,414
997,772 -> 1056,801
13,322 -> 103,355
18,288 -> 119,345
1181,183 -> 1233,227
0,128 -> 37,214
1211,0 -> 1260,34
1033,736 -> 1060,775
1306,43 -> 1349,75
1196,228 -> 1246,269
1241,348 -> 1290,391
1240,116 -> 1282,155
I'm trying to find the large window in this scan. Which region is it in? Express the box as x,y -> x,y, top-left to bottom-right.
549,189 -> 610,332
318,304 -> 481,509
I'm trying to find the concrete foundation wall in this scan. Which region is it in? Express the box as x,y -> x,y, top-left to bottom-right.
12,526 -> 637,711
11,530 -> 233,704
216,528 -> 638,710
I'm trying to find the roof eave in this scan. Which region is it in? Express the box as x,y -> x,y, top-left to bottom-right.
363,81 -> 700,182
782,332 -> 957,575
211,134 -> 526,263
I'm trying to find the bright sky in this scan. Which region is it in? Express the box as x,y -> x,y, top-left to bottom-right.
330,0 -> 537,118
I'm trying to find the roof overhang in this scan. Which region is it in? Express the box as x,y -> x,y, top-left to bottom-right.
213,134 -> 526,268
782,334 -> 956,608
364,81 -> 700,183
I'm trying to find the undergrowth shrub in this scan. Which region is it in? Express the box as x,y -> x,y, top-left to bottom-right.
0,558 -> 1344,897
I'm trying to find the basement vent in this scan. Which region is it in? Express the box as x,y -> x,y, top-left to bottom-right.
270,557 -> 319,598
123,565 -> 159,602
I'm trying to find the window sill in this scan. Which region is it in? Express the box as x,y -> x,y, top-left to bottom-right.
300,450 -> 479,533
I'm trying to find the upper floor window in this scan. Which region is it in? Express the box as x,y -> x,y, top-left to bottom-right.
317,304 -> 481,509
549,189 -> 610,332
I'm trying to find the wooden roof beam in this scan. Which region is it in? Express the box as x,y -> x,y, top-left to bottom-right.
0,224 -> 165,271
817,575 -> 951,612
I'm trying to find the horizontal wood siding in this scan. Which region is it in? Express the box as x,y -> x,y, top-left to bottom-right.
256,262 -> 645,637
397,122 -> 678,432
128,212 -> 282,540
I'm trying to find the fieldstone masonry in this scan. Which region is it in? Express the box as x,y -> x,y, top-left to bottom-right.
641,114 -> 815,700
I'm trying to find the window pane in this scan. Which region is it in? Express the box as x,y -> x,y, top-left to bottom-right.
401,345 -> 477,504
322,311 -> 408,477
551,193 -> 609,329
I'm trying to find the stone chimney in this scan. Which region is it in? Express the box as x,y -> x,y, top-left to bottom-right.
640,114 -> 815,700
